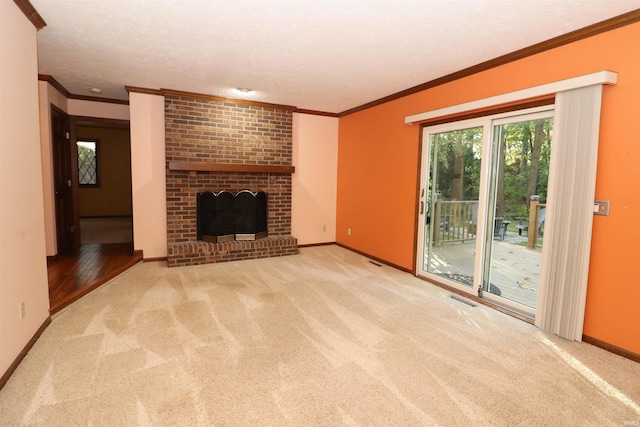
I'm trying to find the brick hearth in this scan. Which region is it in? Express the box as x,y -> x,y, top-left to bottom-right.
164,91 -> 298,267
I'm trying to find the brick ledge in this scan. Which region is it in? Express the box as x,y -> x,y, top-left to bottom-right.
167,235 -> 298,267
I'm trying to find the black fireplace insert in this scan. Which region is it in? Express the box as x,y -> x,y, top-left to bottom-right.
197,190 -> 267,242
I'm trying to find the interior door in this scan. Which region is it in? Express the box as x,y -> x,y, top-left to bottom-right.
51,106 -> 75,253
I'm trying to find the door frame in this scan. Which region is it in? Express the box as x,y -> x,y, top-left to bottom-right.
415,106 -> 554,316
70,115 -> 133,245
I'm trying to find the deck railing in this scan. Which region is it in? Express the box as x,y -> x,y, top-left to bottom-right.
432,200 -> 478,245
527,198 -> 546,249
431,197 -> 546,247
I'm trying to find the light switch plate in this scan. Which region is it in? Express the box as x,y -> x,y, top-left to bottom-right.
594,200 -> 610,216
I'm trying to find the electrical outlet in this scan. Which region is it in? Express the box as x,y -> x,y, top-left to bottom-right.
19,301 -> 25,319
322,225 -> 326,232
347,228 -> 351,236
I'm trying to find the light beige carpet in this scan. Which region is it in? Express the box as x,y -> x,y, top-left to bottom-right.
1,245 -> 639,426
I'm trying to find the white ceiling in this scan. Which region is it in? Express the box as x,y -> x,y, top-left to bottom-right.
32,0 -> 640,113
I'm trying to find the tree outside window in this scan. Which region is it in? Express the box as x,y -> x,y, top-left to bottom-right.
77,139 -> 99,186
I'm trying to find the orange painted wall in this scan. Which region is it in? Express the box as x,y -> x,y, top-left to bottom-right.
337,22 -> 640,355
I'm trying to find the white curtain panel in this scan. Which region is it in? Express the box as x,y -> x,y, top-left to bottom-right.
535,84 -> 604,341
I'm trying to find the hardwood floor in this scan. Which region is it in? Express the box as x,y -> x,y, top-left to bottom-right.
47,243 -> 143,314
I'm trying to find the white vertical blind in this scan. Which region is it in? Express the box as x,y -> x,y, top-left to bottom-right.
535,85 -> 604,341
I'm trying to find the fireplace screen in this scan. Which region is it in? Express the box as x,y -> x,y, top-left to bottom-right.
197,190 -> 267,242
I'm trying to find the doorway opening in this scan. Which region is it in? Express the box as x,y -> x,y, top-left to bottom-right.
47,114 -> 135,312
72,117 -> 133,245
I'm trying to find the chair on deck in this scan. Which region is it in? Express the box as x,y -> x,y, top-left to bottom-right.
537,208 -> 546,236
494,217 -> 509,241
467,207 -> 509,240
515,207 -> 546,237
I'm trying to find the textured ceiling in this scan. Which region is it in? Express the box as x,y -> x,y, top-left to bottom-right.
32,0 -> 640,113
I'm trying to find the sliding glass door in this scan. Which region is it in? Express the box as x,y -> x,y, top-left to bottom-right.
417,108 -> 553,316
417,122 -> 487,294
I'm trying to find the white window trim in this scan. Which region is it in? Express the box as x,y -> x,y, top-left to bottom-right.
404,70 -> 617,125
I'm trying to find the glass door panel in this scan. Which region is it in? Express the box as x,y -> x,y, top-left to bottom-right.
419,126 -> 484,291
483,116 -> 553,310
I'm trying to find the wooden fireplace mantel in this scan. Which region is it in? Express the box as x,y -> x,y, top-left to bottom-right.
168,161 -> 295,174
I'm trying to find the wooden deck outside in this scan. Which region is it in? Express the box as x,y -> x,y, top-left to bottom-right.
426,234 -> 541,308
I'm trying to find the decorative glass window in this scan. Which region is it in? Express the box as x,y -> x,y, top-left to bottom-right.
77,140 -> 99,186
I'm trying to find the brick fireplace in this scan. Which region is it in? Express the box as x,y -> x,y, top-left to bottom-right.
164,90 -> 298,267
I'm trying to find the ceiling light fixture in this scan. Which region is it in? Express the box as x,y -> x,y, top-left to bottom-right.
236,88 -> 252,94
90,87 -> 102,94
